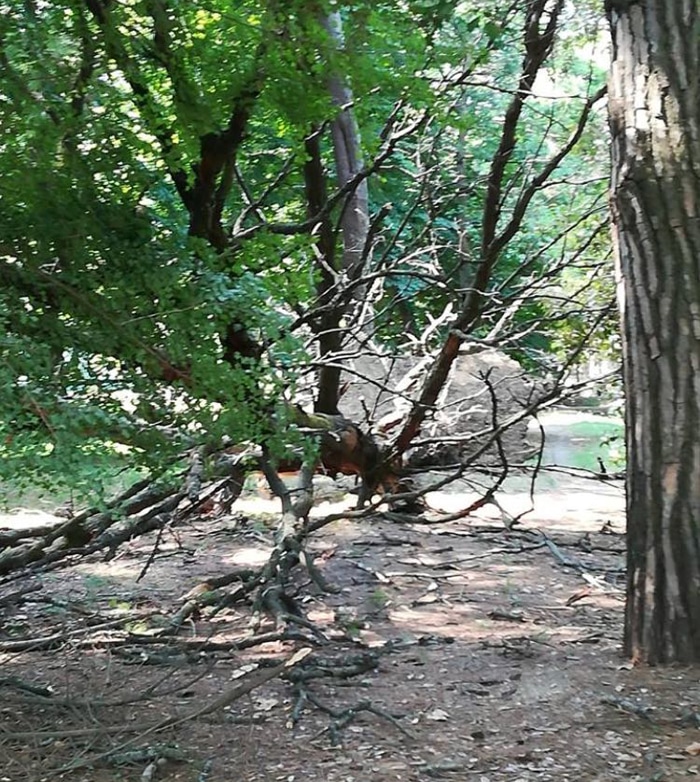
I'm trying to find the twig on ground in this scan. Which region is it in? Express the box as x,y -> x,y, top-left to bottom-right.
0,676 -> 53,698
0,615 -> 157,653
296,687 -> 414,743
0,582 -> 43,607
164,566 -> 260,632
382,569 -> 465,581
285,649 -> 382,683
198,759 -> 214,781
600,694 -> 654,721
107,744 -> 186,767
136,521 -> 169,583
539,532 -> 584,569
10,647 -> 314,772
424,760 -> 473,777
66,629 -> 320,654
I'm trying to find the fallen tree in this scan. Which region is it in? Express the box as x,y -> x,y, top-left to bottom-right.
0,1 -> 616,700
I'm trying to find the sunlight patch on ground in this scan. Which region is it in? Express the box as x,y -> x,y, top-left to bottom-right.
426,484 -> 625,532
388,604 -> 480,639
226,546 -> 271,567
0,508 -> 63,530
386,603 -> 550,644
230,496 -> 355,518
74,560 -> 146,580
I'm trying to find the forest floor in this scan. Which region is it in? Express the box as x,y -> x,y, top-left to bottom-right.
1,467 -> 700,782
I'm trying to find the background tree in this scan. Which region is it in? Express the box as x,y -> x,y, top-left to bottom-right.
606,0 -> 700,664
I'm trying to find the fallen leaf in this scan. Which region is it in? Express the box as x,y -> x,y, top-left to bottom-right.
232,663 -> 258,679
254,696 -> 279,712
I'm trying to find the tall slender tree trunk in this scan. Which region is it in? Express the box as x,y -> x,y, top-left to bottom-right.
304,131 -> 342,414
313,11 -> 370,414
323,11 -> 369,282
607,0 -> 700,663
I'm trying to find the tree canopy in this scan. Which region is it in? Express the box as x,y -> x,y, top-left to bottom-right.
1,1 -> 612,503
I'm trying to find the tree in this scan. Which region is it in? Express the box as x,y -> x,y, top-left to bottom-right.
0,1 -> 612,577
606,0 -> 700,663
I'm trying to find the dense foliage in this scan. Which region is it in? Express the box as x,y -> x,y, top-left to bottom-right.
0,0 -> 612,498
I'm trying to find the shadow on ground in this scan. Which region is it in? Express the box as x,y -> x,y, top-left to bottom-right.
1,465 -> 699,782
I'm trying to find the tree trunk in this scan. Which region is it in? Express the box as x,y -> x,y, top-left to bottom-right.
304,131 -> 342,414
312,11 -> 371,414
607,0 -> 700,663
323,11 -> 370,282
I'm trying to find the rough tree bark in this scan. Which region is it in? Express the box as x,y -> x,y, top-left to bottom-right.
606,0 -> 700,663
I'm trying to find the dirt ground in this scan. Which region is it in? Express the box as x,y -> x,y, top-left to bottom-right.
1,471 -> 700,782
